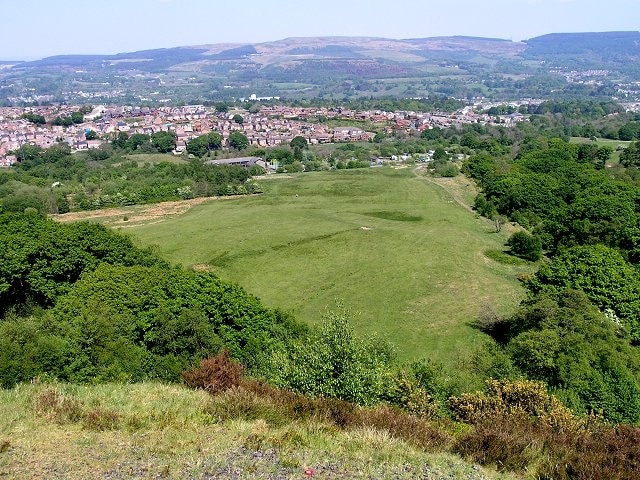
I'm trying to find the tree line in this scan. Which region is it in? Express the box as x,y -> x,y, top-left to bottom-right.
1,143 -> 262,215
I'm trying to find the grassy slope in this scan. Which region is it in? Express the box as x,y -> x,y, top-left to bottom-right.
0,382 -> 516,479
126,168 -> 532,366
569,136 -> 631,164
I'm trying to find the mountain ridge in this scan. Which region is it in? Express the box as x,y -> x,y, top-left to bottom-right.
7,31 -> 637,65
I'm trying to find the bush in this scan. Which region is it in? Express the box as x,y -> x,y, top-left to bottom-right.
538,424 -> 640,480
433,161 -> 459,177
267,307 -> 395,406
448,379 -> 578,430
181,350 -> 243,394
507,231 -> 542,261
452,413 -> 542,472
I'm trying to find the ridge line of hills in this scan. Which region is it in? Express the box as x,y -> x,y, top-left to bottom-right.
4,31 -> 639,68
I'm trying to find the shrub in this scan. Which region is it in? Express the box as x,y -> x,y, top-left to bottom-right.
448,379 -> 578,430
538,424 -> 640,480
385,368 -> 442,419
266,307 -> 395,406
507,231 -> 542,261
433,161 -> 459,177
452,413 -> 542,472
181,350 -> 243,394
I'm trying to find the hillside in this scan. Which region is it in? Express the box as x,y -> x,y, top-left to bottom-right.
13,35 -> 524,71
113,168 -> 531,368
11,32 -> 639,72
2,31 -> 639,104
0,382 -> 515,479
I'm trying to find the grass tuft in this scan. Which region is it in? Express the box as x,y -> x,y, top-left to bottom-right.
484,249 -> 530,266
32,388 -> 122,431
0,439 -> 10,453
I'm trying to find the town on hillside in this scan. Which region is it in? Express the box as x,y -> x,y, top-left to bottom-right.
0,101 -> 537,166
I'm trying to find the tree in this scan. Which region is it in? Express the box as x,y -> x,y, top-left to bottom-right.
432,146 -> 447,161
150,131 -> 177,153
507,231 -> 542,261
111,131 -> 129,150
205,132 -> 222,151
12,144 -> 43,164
492,213 -> 507,233
186,137 -> 208,158
85,130 -> 97,141
620,142 -> 640,168
229,131 -> 249,150
618,122 -> 640,141
20,112 -> 46,125
232,114 -> 244,124
186,132 -> 222,158
420,128 -> 442,140
125,133 -> 151,152
0,213 -> 165,314
290,136 -> 308,150
70,111 -> 84,124
526,244 -> 640,340
500,290 -> 640,424
595,146 -> 612,169
268,307 -> 394,406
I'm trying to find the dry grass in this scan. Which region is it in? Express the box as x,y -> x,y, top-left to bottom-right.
0,381 -> 515,480
51,196 -> 215,226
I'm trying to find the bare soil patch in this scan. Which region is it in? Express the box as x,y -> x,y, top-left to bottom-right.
52,197 -> 219,226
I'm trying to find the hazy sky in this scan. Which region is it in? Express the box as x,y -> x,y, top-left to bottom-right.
1,0 -> 639,60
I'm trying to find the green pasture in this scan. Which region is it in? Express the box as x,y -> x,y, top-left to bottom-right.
569,136 -> 631,164
127,168 -> 531,365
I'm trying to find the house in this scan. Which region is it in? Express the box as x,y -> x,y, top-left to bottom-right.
204,156 -> 260,168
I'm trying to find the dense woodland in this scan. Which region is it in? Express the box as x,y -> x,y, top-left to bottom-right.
2,100 -> 640,477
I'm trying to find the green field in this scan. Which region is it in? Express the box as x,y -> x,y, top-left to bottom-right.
123,168 -> 530,366
569,136 -> 631,164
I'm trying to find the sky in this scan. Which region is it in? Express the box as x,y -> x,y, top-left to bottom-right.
1,0 -> 639,60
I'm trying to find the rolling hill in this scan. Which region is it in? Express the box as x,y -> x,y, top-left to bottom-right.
6,32 -> 637,74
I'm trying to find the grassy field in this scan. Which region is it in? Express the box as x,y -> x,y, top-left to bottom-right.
569,136 -> 631,164
0,382 -> 516,479
120,168 -> 532,367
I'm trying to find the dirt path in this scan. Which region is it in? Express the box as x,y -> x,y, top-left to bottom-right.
414,166 -> 521,235
414,166 -> 477,213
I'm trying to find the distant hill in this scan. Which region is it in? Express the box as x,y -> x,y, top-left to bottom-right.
523,31 -> 640,70
525,31 -> 640,56
2,31 -> 639,103
9,31 -> 639,71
